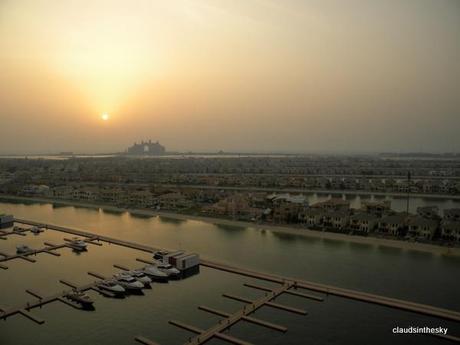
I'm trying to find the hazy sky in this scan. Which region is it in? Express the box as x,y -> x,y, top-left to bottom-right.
1,0 -> 459,154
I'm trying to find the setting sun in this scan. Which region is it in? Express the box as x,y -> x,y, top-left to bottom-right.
101,113 -> 110,121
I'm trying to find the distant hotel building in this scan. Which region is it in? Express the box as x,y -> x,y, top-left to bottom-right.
127,140 -> 166,155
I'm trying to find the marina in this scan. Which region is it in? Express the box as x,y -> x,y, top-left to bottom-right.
0,216 -> 458,344
12,217 -> 460,321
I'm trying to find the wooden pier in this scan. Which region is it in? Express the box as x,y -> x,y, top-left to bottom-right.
7,218 -> 460,344
163,281 -> 308,345
200,259 -> 460,323
198,306 -> 288,332
0,226 -> 41,237
18,309 -> 45,324
0,276 -> 115,324
243,282 -> 324,301
0,265 -> 139,324
0,237 -> 101,265
169,320 -> 253,345
0,244 -> 63,263
1,289 -> 76,323
134,336 -> 161,345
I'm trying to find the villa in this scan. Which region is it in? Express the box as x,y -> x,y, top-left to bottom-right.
349,213 -> 379,234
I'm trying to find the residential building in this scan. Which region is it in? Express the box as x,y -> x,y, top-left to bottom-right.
203,194 -> 262,220
50,185 -> 74,199
406,216 -> 438,240
323,211 -> 349,230
155,192 -> 192,210
72,187 -> 98,201
298,208 -> 324,227
361,200 -> 391,217
21,184 -> 50,196
440,221 -> 460,242
349,213 -> 379,233
417,206 -> 439,219
269,193 -> 307,223
128,190 -> 154,208
444,208 -> 460,222
378,214 -> 407,236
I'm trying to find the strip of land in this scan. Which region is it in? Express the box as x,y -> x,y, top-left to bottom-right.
155,184 -> 460,200
65,181 -> 460,200
1,194 -> 459,256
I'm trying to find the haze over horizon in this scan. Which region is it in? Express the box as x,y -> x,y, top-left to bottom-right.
1,0 -> 459,154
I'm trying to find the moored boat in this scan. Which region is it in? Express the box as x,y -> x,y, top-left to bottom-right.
113,273 -> 144,290
128,270 -> 152,286
97,280 -> 126,295
30,226 -> 44,234
65,291 -> 94,307
157,262 -> 181,278
16,244 -> 32,254
142,265 -> 169,282
68,237 -> 88,251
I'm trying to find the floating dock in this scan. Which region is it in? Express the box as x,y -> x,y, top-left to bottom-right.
0,237 -> 101,265
166,281 -> 305,345
200,259 -> 460,323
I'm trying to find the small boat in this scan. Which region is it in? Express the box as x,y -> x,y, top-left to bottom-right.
30,226 -> 44,234
68,237 -> 88,251
143,265 -> 169,282
157,262 -> 181,278
113,274 -> 144,290
65,291 -> 94,307
16,245 -> 32,254
97,280 -> 126,295
128,270 -> 153,286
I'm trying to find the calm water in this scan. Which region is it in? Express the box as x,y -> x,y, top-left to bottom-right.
1,201 -> 459,345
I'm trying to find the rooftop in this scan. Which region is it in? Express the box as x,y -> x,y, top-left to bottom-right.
407,216 -> 438,227
350,213 -> 379,221
380,214 -> 408,224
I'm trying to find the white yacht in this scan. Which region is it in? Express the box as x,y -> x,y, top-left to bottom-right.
97,280 -> 126,295
128,270 -> 153,286
16,244 -> 32,254
113,274 -> 144,290
157,262 -> 181,277
68,237 -> 88,251
142,265 -> 169,282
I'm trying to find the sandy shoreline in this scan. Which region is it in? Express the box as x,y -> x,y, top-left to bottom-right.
1,194 -> 459,257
